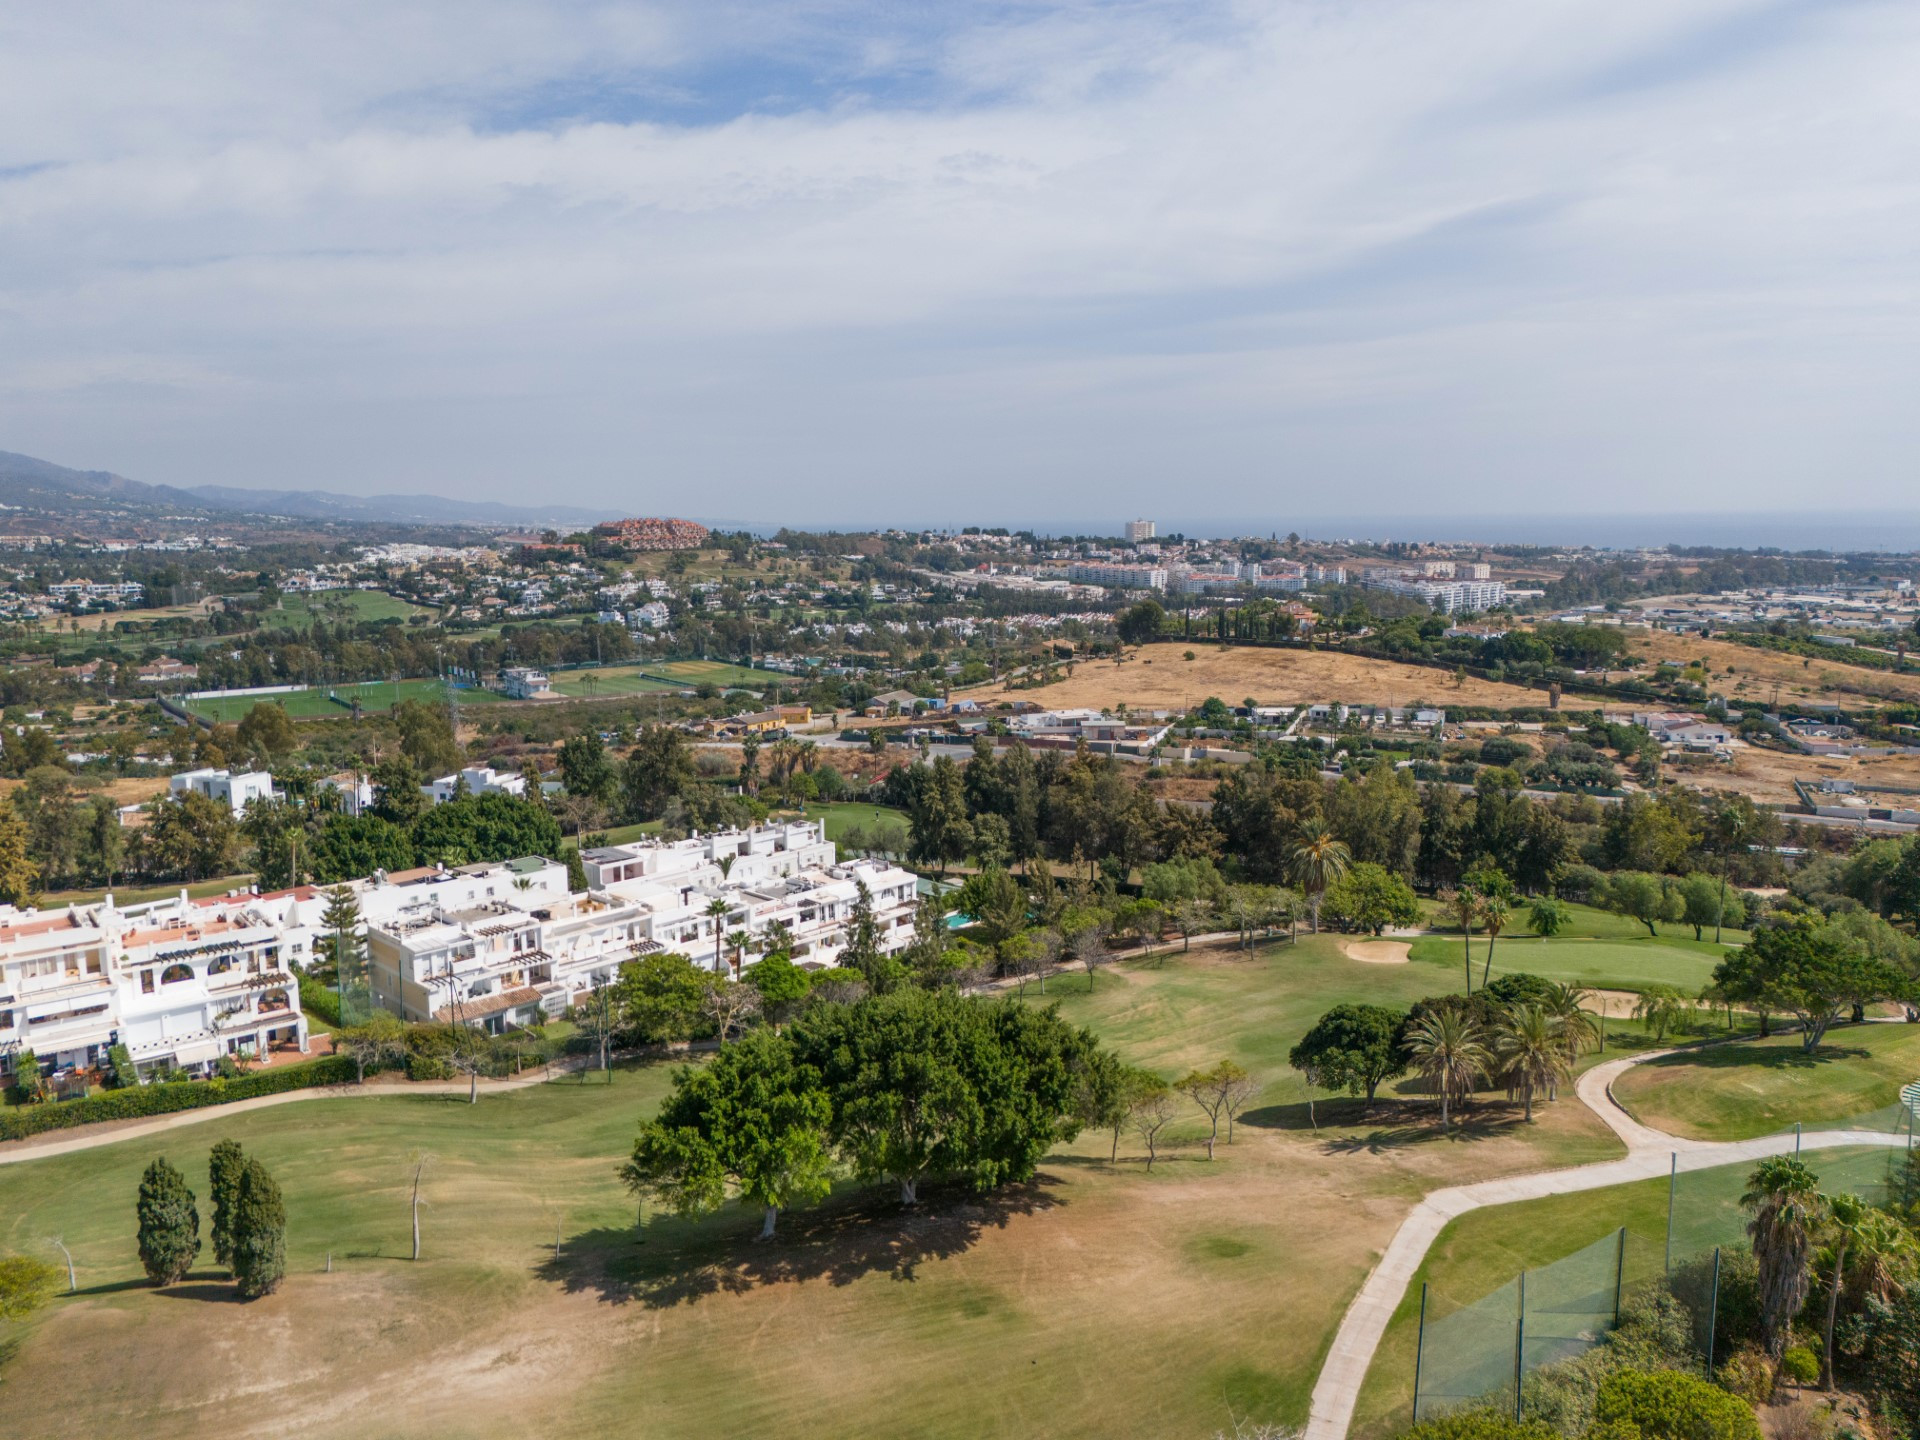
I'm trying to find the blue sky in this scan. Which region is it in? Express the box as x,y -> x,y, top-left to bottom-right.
0,0 -> 1916,530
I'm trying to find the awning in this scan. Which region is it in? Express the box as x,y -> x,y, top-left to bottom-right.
170,1039 -> 225,1066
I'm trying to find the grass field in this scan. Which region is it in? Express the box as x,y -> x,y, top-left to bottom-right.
1407,934 -> 1733,994
182,678 -> 505,723
970,642 -> 1591,713
791,801 -> 910,843
256,591 -> 432,630
644,659 -> 774,690
0,936 -> 1636,1440
1612,1024 -> 1920,1141
547,666 -> 690,699
32,872 -> 256,911
1351,1142 -> 1907,1436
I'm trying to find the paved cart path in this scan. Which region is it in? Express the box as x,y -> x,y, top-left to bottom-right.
1304,1046 -> 1908,1440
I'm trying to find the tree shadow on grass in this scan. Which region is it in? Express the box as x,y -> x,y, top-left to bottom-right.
1636,1040 -> 1869,1075
1240,1098 -> 1533,1153
540,1177 -> 1062,1309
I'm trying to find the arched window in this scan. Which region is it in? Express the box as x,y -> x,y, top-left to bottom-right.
208,955 -> 234,975
258,988 -> 290,1012
160,963 -> 194,985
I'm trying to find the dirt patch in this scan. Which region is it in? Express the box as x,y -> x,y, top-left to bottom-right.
969,643 -> 1572,713
1344,940 -> 1411,965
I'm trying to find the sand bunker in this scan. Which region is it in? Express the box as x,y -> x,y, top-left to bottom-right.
1343,940 -> 1411,965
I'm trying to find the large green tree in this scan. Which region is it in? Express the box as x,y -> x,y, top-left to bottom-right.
614,952 -> 721,1044
1288,1004 -> 1407,1110
788,989 -> 1097,1204
622,1030 -> 834,1239
1321,862 -> 1420,936
621,725 -> 698,822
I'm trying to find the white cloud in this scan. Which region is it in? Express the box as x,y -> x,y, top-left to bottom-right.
1,0 -> 1918,526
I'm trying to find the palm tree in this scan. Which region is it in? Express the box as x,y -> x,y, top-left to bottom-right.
1818,1193 -> 1868,1389
1402,1008 -> 1491,1132
704,897 -> 732,974
1541,982 -> 1602,1063
1709,798 -> 1757,945
1479,894 -> 1510,988
1445,887 -> 1481,994
1491,1004 -> 1570,1123
1743,1156 -> 1824,1357
726,929 -> 753,978
1289,833 -> 1351,934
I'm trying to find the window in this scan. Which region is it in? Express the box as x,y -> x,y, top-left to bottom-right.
141,970 -> 156,994
208,955 -> 234,975
160,963 -> 193,985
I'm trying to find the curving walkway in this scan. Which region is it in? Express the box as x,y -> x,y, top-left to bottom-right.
0,1054 -> 625,1167
1304,1044 -> 1909,1440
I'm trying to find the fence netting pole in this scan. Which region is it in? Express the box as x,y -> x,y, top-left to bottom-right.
1514,1269 -> 1526,1423
1665,1152 -> 1677,1275
1614,1225 -> 1627,1326
1412,1282 -> 1428,1425
1705,1247 -> 1722,1376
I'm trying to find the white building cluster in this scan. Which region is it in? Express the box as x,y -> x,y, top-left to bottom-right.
368,822 -> 918,1032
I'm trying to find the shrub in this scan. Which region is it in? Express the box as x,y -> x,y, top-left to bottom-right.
297,973 -> 345,1028
1594,1368 -> 1762,1440
0,1056 -> 359,1143
1403,1409 -> 1557,1440
1670,1250 -> 1762,1358
1772,1401 -> 1835,1440
1715,1345 -> 1775,1407
1778,1346 -> 1819,1386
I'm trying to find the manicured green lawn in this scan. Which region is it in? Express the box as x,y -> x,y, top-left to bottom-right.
182,677 -> 505,723
256,591 -> 431,629
645,659 -> 773,689
1408,934 -> 1732,993
792,801 -> 910,844
548,666 -> 690,698
1612,1024 -> 1920,1141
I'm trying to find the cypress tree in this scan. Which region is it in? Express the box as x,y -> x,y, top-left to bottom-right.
231,1158 -> 287,1300
208,1139 -> 246,1272
135,1157 -> 201,1286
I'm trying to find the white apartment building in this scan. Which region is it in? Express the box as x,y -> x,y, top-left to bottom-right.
366,823 -> 916,1031
421,764 -> 529,804
170,767 -> 280,815
0,891 -> 309,1085
1063,562 -> 1168,592
1124,519 -> 1156,543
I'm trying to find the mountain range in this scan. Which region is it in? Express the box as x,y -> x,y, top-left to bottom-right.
0,449 -> 622,529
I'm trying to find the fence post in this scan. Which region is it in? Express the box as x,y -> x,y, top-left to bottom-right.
1412,1282 -> 1428,1425
1795,1121 -> 1802,1155
1614,1225 -> 1627,1326
1665,1153 -> 1677,1275
1705,1247 -> 1722,1376
1514,1270 -> 1526,1423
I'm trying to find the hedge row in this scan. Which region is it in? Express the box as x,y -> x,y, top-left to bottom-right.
297,973 -> 345,1028
0,1054 -> 360,1143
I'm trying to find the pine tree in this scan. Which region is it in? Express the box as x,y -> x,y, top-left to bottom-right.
0,792 -> 40,907
135,1157 -> 201,1286
320,886 -> 364,1024
208,1139 -> 246,1273
231,1157 -> 287,1300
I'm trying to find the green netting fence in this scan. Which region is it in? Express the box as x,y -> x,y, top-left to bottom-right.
1409,1094 -> 1918,1427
